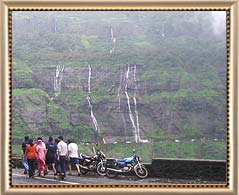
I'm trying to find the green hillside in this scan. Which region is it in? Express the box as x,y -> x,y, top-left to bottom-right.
12,11 -> 227,160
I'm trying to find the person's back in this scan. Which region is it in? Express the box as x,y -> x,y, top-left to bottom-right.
57,140 -> 68,156
68,142 -> 78,158
67,141 -> 81,176
25,139 -> 37,178
36,138 -> 47,176
22,139 -> 29,154
57,136 -> 67,179
45,137 -> 57,177
37,142 -> 46,158
25,144 -> 37,159
46,141 -> 57,158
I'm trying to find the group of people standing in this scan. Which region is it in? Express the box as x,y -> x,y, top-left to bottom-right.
22,135 -> 81,179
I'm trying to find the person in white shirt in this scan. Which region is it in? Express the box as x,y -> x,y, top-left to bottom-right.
57,136 -> 68,179
67,139 -> 81,176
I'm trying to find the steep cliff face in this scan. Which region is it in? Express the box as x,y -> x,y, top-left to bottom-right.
12,11 -> 227,144
12,65 -> 226,143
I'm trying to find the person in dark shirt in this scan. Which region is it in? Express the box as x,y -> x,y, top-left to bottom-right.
21,136 -> 29,174
54,138 -> 61,177
45,136 -> 57,178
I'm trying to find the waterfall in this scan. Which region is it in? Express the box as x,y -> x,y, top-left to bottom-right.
124,64 -> 148,143
111,27 -> 114,40
117,70 -> 127,140
53,64 -> 64,97
124,65 -> 138,143
133,65 -> 141,142
132,65 -> 148,143
110,28 -> 116,54
86,65 -> 103,142
86,95 -> 101,134
117,70 -> 123,111
161,23 -> 165,37
88,64 -> 92,93
102,138 -> 106,144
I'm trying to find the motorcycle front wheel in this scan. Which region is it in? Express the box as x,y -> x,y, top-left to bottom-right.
134,164 -> 148,179
96,163 -> 107,176
106,169 -> 118,178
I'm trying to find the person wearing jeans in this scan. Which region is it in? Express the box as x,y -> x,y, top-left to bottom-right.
22,136 -> 29,174
54,139 -> 61,176
57,136 -> 68,179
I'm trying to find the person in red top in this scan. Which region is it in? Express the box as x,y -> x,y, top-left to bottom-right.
25,139 -> 37,178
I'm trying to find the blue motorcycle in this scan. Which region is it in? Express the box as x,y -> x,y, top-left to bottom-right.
106,149 -> 148,179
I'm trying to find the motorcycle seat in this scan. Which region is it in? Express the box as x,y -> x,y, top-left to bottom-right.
80,154 -> 92,159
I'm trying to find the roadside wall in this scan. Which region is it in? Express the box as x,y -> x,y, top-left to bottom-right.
12,157 -> 226,181
145,158 -> 226,181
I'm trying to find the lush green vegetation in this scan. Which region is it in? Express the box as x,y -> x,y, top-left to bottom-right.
11,11 -> 227,160
12,62 -> 33,87
12,111 -> 30,141
47,102 -> 71,129
152,140 -> 226,160
13,88 -> 49,98
58,90 -> 87,107
100,143 -> 153,162
91,87 -> 111,101
76,126 -> 95,142
12,140 -> 226,161
146,127 -> 201,139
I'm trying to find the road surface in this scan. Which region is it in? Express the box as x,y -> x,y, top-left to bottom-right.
12,169 -> 224,185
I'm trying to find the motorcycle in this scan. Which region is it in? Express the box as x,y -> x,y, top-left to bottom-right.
79,150 -> 107,176
106,149 -> 148,179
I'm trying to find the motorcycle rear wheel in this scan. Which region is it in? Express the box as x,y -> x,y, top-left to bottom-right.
106,169 -> 118,178
134,165 -> 148,179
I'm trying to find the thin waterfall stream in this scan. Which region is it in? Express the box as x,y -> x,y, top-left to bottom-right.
124,64 -> 148,143
124,65 -> 138,142
88,64 -> 92,93
53,64 -> 64,97
110,27 -> 116,54
86,64 -> 105,143
86,95 -> 101,135
132,65 -> 148,143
